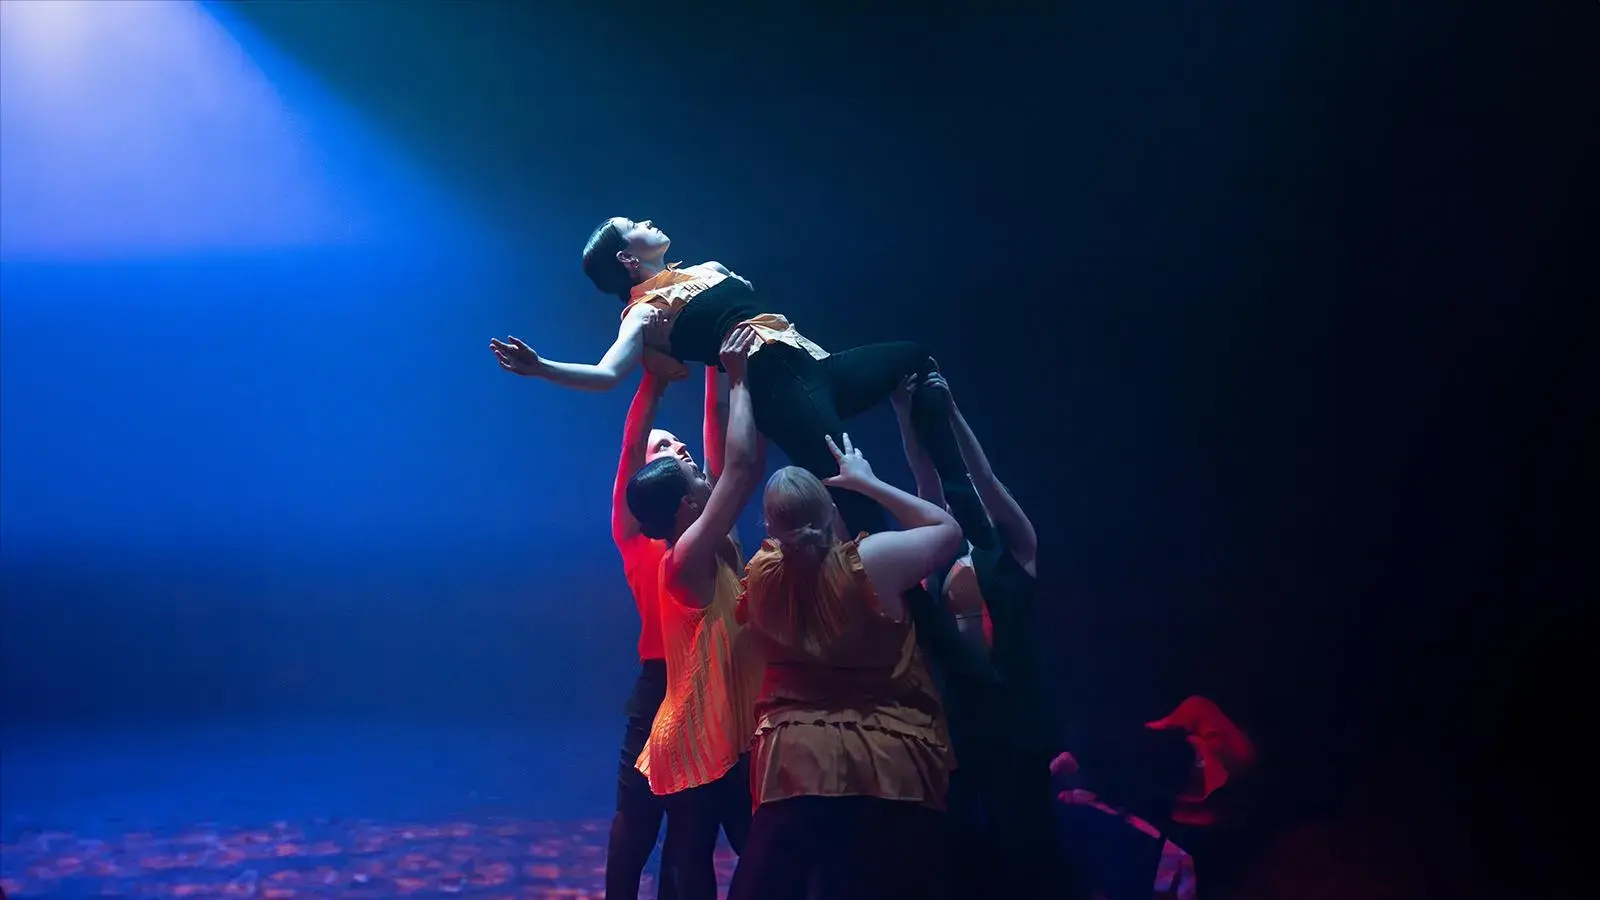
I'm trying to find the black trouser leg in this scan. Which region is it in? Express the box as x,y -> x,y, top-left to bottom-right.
837,797 -> 953,900
821,341 -> 969,483
989,750 -> 1074,898
730,796 -> 953,900
660,760 -> 749,900
748,344 -> 892,536
750,339 -> 979,529
946,764 -> 999,900
727,799 -> 818,900
824,342 -> 999,549
605,662 -> 674,900
717,755 -> 753,856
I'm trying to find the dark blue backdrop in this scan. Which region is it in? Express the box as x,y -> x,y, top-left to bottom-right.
2,8 -> 1590,865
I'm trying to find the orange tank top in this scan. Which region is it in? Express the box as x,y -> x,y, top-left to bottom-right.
635,538 -> 763,795
738,536 -> 955,809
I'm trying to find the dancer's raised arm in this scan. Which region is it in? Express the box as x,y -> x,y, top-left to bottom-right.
890,374 -> 946,508
703,365 -> 730,480
828,435 -> 963,613
611,369 -> 669,548
665,327 -> 766,606
926,373 -> 1038,576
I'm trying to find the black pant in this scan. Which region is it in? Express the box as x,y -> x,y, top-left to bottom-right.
948,749 -> 1076,899
606,660 -> 675,900
747,340 -> 962,534
728,795 -> 952,900
746,341 -> 999,685
660,755 -> 752,900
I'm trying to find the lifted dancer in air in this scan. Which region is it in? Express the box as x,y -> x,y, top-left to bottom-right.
491,216 -> 996,686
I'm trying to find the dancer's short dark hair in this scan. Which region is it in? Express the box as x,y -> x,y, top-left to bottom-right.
582,219 -> 634,303
626,457 -> 689,540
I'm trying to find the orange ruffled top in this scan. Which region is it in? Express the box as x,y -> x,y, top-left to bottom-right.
636,540 -> 762,797
737,535 -> 955,810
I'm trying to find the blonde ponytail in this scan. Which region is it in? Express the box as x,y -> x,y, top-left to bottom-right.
776,523 -> 833,568
764,466 -> 839,572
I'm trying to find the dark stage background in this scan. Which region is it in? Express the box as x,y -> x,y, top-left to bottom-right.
2,2 -> 1592,896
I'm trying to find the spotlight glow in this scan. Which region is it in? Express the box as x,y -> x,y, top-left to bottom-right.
0,0 -> 455,261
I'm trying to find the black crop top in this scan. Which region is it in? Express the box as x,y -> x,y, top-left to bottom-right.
667,277 -> 766,368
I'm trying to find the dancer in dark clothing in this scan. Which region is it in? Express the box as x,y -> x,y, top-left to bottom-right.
891,370 -> 1070,898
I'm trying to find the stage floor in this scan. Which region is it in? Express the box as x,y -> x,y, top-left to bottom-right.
1,720 -> 734,898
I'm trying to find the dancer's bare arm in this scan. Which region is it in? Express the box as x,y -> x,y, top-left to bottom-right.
611,370 -> 669,549
490,304 -> 654,392
929,374 -> 1038,576
702,365 -> 742,547
890,376 -> 945,507
704,366 -> 730,480
666,328 -> 765,606
829,436 -> 963,617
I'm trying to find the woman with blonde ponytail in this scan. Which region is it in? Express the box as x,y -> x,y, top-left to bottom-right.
727,434 -> 964,900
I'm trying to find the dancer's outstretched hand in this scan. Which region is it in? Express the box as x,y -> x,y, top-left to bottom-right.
718,325 -> 760,383
490,336 -> 544,376
822,433 -> 876,491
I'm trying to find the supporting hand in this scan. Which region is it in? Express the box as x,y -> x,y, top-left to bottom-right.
640,307 -> 673,347
921,370 -> 953,411
890,374 -> 918,415
718,325 -> 760,383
